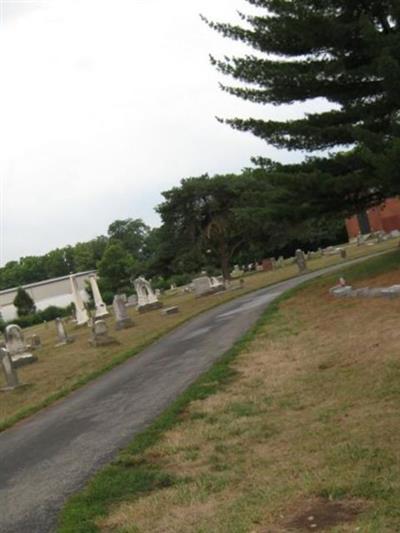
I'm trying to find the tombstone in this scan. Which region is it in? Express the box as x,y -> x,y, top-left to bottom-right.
193,276 -> 213,296
70,275 -> 89,326
0,348 -> 22,391
231,265 -> 244,278
5,325 -> 37,368
295,249 -> 308,274
210,276 -> 225,289
155,288 -> 161,298
55,318 -> 75,347
262,259 -> 274,272
27,334 -> 41,350
113,294 -> 134,330
89,320 -> 119,347
126,294 -> 138,308
161,306 -> 180,316
89,275 -> 109,318
339,248 -> 347,259
193,276 -> 225,297
134,277 -> 163,313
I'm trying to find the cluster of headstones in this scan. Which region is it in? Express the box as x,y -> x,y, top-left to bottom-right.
0,276 -> 176,392
356,229 -> 400,246
330,281 -> 400,300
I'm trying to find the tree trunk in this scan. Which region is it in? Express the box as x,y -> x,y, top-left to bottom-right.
219,246 -> 231,280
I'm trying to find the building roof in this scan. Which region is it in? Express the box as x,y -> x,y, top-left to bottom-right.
0,270 -> 97,296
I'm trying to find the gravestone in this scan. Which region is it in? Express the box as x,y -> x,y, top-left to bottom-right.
193,276 -> 213,297
231,265 -> 244,278
193,276 -> 225,297
55,318 -> 75,347
26,334 -> 41,350
5,325 -> 37,368
70,274 -> 89,326
90,320 -> 118,347
295,249 -> 308,274
89,275 -> 109,318
340,248 -> 347,259
162,306 -> 179,316
126,294 -> 138,308
0,348 -> 22,391
134,277 -> 163,313
113,295 -> 134,330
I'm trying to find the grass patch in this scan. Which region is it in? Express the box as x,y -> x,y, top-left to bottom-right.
59,249 -> 400,532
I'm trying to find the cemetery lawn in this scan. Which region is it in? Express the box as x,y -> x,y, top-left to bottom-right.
0,239 -> 398,435
59,249 -> 400,532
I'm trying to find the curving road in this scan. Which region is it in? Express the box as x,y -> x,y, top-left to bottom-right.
0,255 -> 387,532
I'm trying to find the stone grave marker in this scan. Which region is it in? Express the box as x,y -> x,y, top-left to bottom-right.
90,320 -> 119,347
70,274 -> 89,326
55,318 -> 75,347
113,295 -> 134,330
134,277 -> 163,313
0,348 -> 22,391
295,249 -> 308,274
5,325 -> 37,368
89,275 -> 109,318
161,306 -> 179,316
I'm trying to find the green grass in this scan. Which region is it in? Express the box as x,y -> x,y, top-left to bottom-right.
58,250 -> 400,532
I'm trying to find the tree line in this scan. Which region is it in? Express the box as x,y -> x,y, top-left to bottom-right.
3,1 -> 398,297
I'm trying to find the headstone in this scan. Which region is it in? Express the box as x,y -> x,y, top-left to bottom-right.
262,259 -> 274,272
89,275 -> 109,318
295,249 -> 308,274
55,318 -> 75,347
231,265 -> 244,278
70,274 -> 89,326
113,295 -> 134,330
126,294 -> 138,308
28,334 -> 41,349
5,325 -> 37,368
161,306 -> 180,316
0,348 -> 22,391
155,288 -> 161,298
134,277 -> 163,313
89,320 -> 119,347
193,276 -> 212,296
210,276 -> 225,290
339,248 -> 347,259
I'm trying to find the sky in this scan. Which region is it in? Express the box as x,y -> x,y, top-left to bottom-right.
0,0 -> 328,265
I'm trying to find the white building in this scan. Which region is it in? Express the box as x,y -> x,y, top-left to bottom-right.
0,270 -> 96,321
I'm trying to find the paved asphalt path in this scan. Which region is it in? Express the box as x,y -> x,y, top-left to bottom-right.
0,254 -> 389,532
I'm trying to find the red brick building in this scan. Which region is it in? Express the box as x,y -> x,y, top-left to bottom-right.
346,197 -> 400,239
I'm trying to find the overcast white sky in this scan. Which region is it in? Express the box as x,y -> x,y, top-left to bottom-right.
0,0 -> 328,265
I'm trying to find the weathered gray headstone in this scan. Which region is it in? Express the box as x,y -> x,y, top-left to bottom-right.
5,325 -> 37,368
295,249 -> 308,274
90,320 -> 119,347
193,276 -> 213,296
0,348 -> 21,391
113,295 -> 134,330
55,318 -> 75,347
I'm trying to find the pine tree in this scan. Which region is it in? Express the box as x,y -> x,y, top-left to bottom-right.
13,287 -> 36,317
204,1 -> 400,214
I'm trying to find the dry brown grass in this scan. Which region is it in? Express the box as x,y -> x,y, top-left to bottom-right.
0,238 -> 397,432
97,263 -> 400,533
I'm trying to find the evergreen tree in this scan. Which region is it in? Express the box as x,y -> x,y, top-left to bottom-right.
204,1 -> 400,214
14,287 -> 36,317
